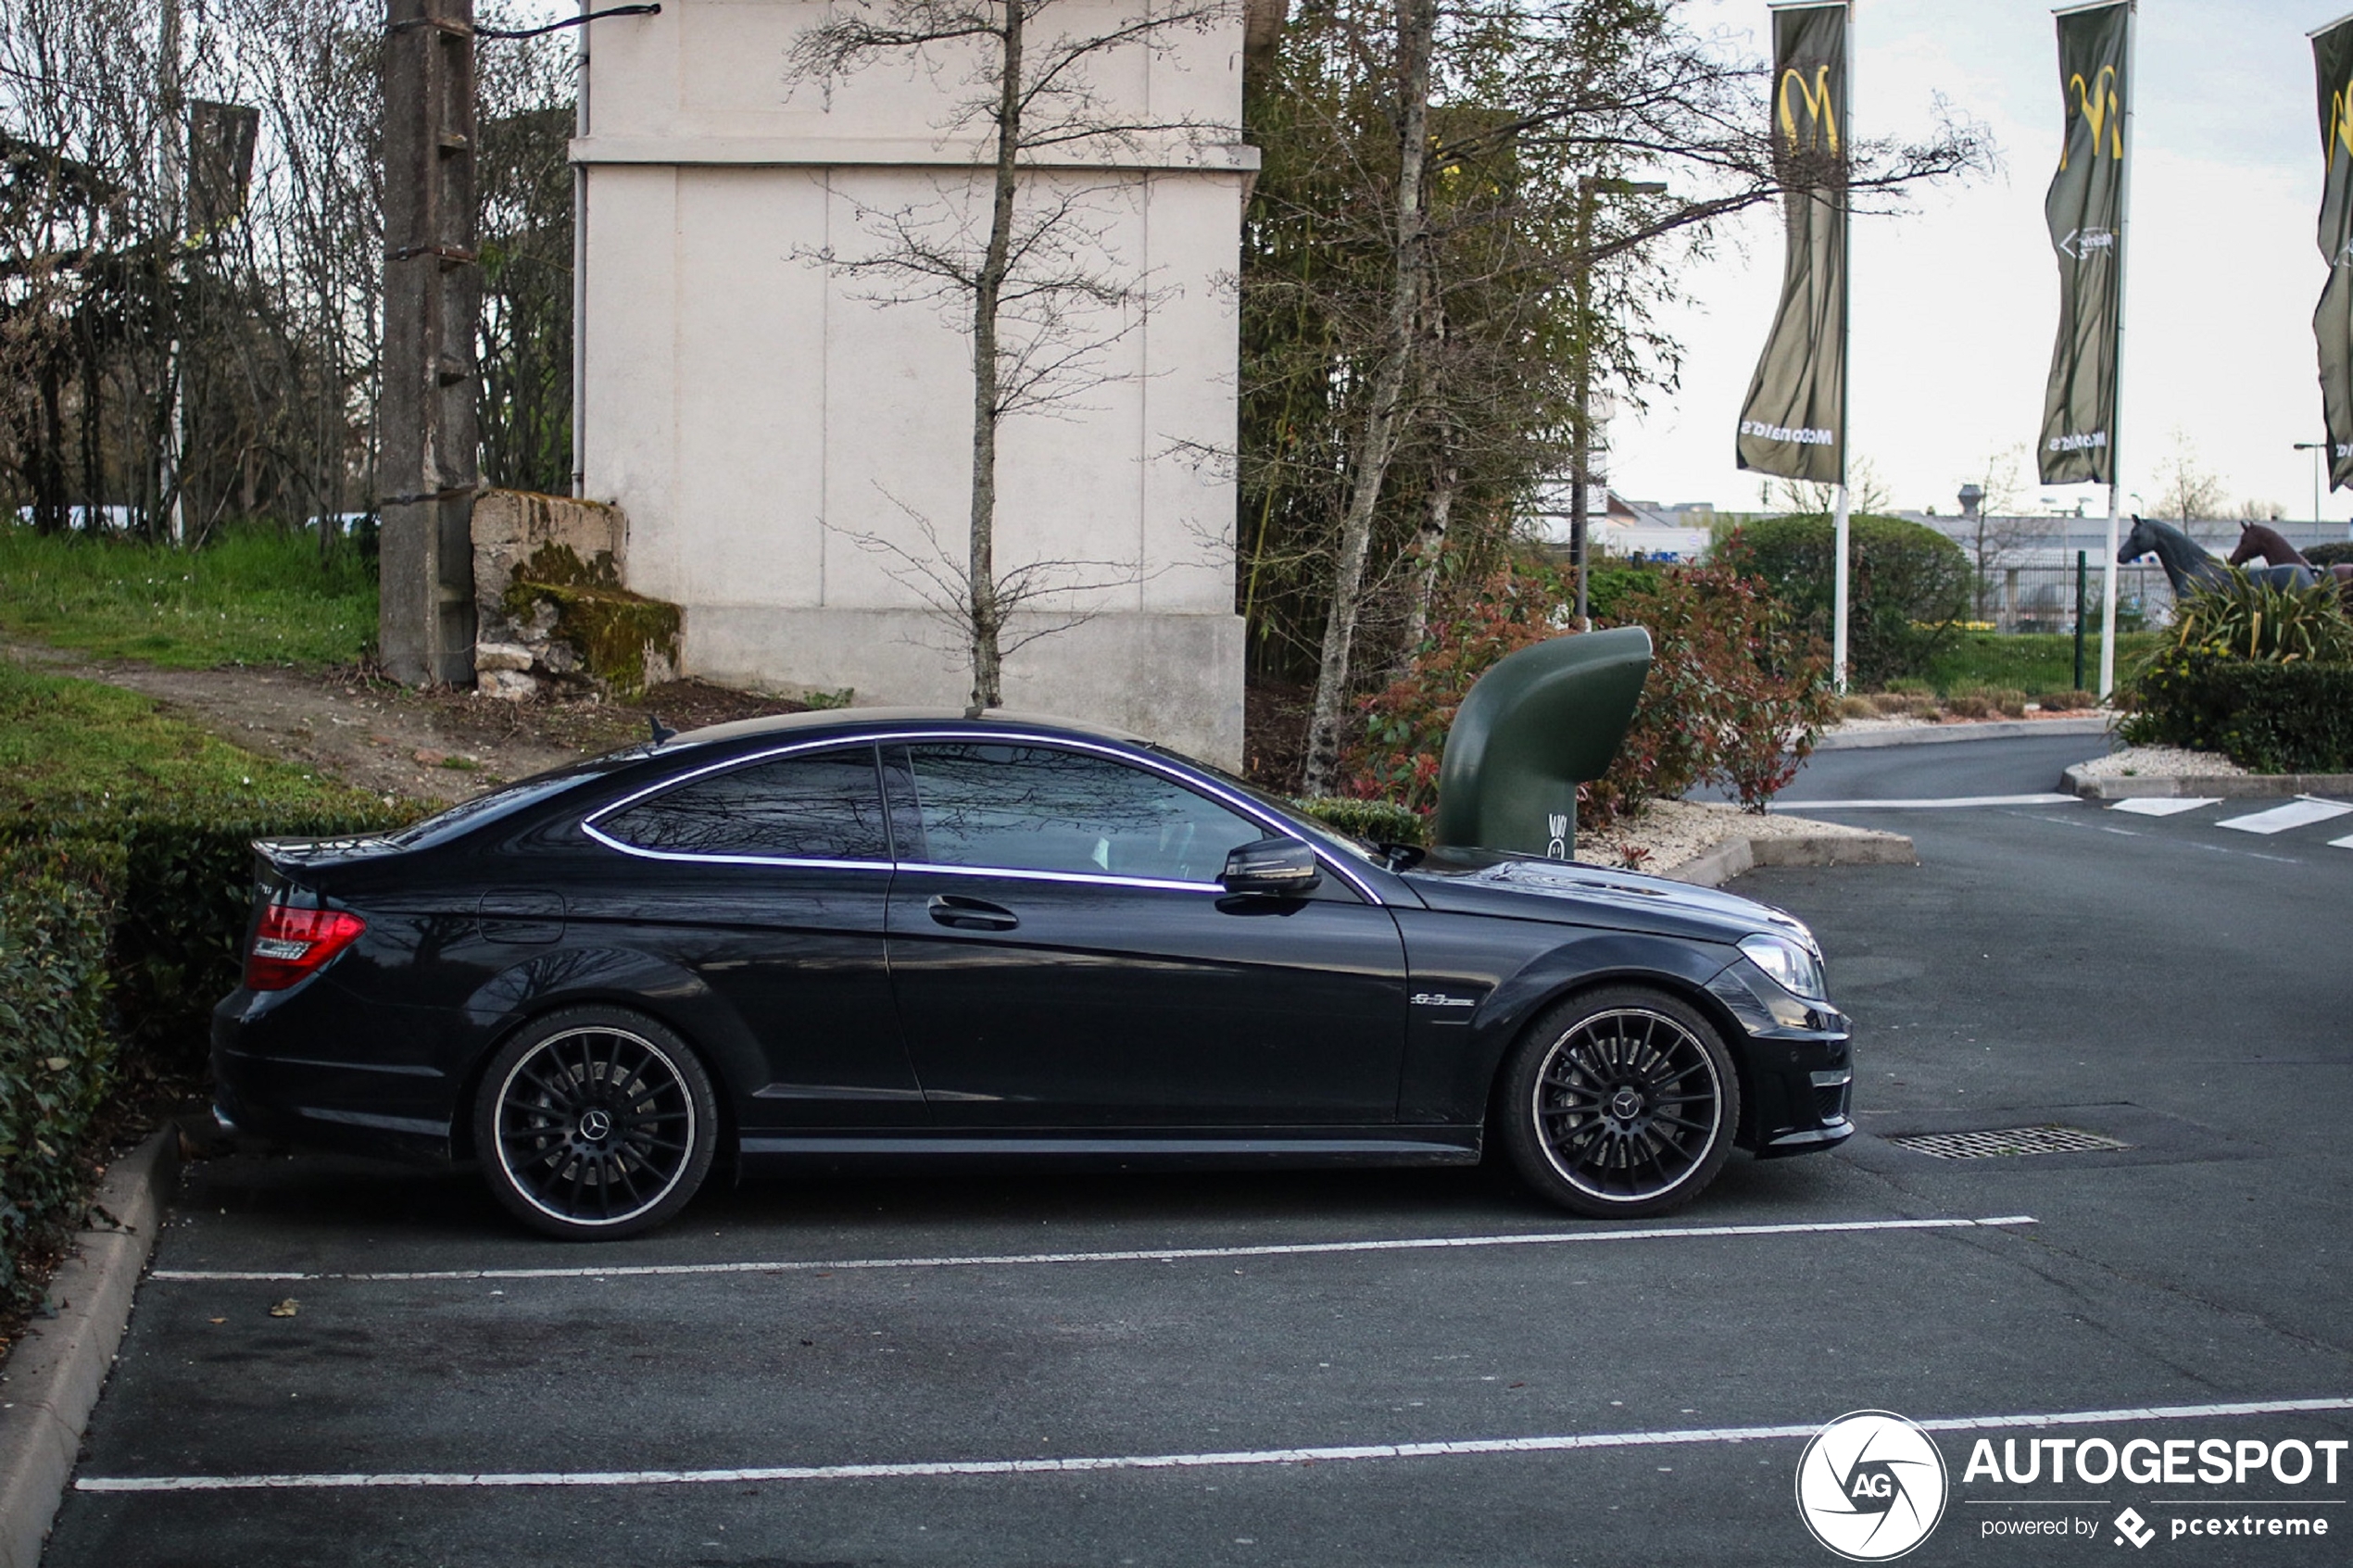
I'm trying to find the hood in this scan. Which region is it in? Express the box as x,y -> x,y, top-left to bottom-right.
1399,846 -> 1815,948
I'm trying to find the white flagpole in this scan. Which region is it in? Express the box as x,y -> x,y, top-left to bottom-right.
1831,0 -> 1855,693
2099,0 -> 2136,700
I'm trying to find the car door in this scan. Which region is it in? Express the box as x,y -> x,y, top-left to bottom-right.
577,742 -> 925,1127
880,739 -> 1410,1127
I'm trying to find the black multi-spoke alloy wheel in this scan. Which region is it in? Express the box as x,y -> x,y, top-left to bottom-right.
472,1006 -> 718,1240
1498,985 -> 1739,1220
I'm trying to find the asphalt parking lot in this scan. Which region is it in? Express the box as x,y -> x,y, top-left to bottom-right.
41,737 -> 2353,1566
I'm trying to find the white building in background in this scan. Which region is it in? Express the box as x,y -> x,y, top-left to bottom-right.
572,0 -> 1263,763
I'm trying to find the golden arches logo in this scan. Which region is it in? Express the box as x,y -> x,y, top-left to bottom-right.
1779,65 -> 1840,156
2330,85 -> 2353,169
2061,66 -> 2122,169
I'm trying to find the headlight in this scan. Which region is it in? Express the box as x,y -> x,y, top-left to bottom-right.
1739,933 -> 1826,1001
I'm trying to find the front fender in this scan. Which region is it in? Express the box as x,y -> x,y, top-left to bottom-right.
1397,913 -> 1739,1124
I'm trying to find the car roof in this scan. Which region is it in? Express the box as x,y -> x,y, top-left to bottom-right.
662,706 -> 1152,751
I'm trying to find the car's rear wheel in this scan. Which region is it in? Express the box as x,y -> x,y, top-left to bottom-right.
1497,985 -> 1739,1220
473,1006 -> 717,1240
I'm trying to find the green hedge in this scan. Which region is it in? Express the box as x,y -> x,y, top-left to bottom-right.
1294,796 -> 1428,847
0,841 -> 124,1307
1716,513 -> 1971,688
0,800 -> 418,1070
2306,541 -> 2353,568
2119,651 -> 2353,772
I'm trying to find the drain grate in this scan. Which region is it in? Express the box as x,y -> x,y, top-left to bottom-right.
1888,1124 -> 2131,1160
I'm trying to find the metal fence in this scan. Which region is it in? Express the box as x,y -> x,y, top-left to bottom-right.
1972,557 -> 2174,633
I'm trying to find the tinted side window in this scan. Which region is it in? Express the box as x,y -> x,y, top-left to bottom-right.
900,744 -> 1264,883
600,746 -> 888,861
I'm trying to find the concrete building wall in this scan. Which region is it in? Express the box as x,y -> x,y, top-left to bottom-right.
573,0 -> 1252,763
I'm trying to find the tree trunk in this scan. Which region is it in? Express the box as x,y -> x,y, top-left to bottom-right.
964,0 -> 1026,715
34,351 -> 69,534
1399,421 -> 1456,661
1299,0 -> 1435,796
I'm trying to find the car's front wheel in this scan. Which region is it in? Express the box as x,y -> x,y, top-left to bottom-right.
472,1006 -> 718,1240
1497,985 -> 1739,1220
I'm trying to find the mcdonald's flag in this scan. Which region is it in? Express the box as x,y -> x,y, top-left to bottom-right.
1735,2 -> 1847,483
2311,17 -> 2353,491
2037,1 -> 2131,486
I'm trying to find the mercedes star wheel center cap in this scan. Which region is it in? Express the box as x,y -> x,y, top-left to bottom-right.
1609,1087 -> 1644,1122
578,1108 -> 613,1142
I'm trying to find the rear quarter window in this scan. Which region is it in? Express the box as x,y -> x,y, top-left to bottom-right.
597,746 -> 890,861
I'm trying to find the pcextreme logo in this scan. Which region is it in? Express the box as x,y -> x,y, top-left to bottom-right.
1795,1411 -> 1950,1562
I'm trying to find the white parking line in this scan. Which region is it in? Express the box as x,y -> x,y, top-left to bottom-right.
2108,797 -> 2221,817
1770,794 -> 2079,809
2216,798 -> 2353,835
74,1396 -> 2353,1493
148,1214 -> 2038,1285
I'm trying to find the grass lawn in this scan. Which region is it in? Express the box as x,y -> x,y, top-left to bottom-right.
0,524 -> 375,669
0,657 -> 381,816
1912,631 -> 2162,696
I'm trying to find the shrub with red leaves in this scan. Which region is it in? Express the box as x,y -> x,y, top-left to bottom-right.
1342,558 -> 1835,827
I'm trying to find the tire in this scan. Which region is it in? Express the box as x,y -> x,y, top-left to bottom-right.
472,1005 -> 719,1241
1496,985 -> 1740,1220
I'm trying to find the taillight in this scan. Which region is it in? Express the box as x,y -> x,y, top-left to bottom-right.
245,906 -> 367,991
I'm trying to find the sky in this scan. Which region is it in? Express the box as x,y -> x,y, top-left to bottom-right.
1605,0 -> 2353,524
511,0 -> 2347,523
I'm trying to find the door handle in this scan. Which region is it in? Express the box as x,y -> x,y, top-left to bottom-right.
927,894 -> 1019,932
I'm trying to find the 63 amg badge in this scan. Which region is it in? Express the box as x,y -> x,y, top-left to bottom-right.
1795,1411 -> 1949,1561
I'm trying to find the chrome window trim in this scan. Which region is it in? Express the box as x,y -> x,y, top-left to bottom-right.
892,860 -> 1216,896
580,726 -> 1386,905
578,819 -> 894,875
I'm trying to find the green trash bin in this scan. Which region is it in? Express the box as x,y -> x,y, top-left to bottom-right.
1429,625 -> 1652,860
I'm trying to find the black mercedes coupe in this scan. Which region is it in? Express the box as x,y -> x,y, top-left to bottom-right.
213,709 -> 1853,1240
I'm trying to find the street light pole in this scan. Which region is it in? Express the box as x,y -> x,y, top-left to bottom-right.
1569,176 -> 1667,628
2294,441 -> 2323,530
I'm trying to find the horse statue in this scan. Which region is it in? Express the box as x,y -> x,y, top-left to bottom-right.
2228,521 -> 2353,603
2118,515 -> 2313,598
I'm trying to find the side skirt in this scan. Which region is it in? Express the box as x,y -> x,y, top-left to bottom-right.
737,1129 -> 1485,1173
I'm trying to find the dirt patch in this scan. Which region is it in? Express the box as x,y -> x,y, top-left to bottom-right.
2,638 -> 810,806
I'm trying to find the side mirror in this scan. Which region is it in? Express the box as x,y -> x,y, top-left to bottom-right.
1220,836 -> 1322,896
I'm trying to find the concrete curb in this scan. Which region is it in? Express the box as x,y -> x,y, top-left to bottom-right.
1666,829 -> 1917,889
0,1128 -> 180,1568
2061,763 -> 2353,800
1814,715 -> 2114,751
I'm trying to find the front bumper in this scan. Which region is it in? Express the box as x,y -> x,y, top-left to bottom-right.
1705,959 -> 1854,1157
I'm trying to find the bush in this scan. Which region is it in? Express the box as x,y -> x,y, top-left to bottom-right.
2035,689 -> 2096,712
0,800 -> 417,1072
2159,570 -> 2353,665
1293,797 -> 1428,847
1343,558 -> 1835,825
1947,684 -> 2028,719
2307,541 -> 2353,568
0,840 -> 124,1310
2118,652 -> 2353,772
1716,513 -> 1971,687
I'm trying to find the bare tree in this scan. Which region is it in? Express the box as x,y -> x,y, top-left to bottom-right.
1290,0 -> 1989,796
789,0 -> 1232,714
1957,443 -> 2043,618
2152,428 -> 2225,522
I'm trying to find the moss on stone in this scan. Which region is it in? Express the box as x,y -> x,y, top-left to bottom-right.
511,540 -> 620,591
501,579 -> 681,700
